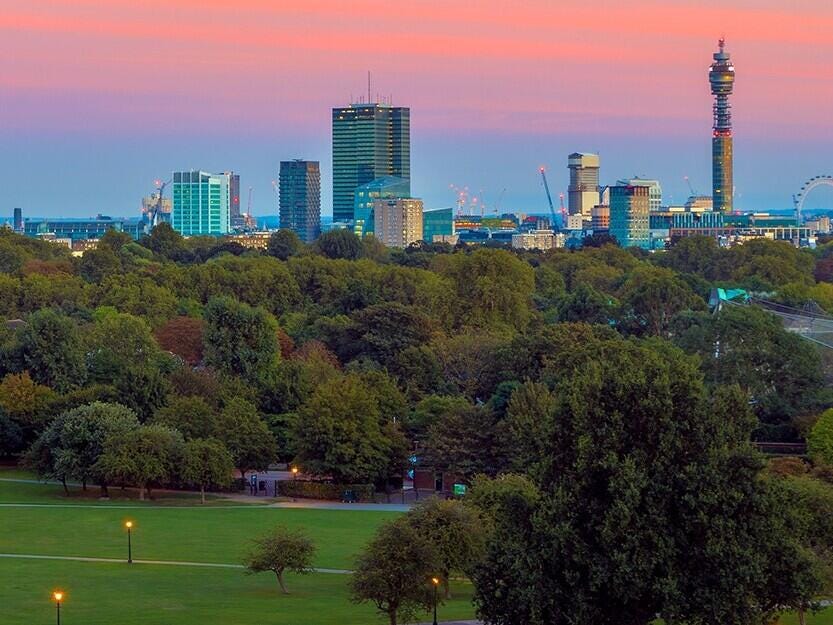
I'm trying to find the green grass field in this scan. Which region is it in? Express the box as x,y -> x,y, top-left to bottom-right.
0,473 -> 476,624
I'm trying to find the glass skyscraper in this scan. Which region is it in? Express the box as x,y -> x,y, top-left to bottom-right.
609,185 -> 650,249
279,160 -> 321,243
332,103 -> 410,223
171,171 -> 231,236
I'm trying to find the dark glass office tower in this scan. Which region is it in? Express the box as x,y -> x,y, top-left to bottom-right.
332,103 -> 410,223
279,160 -> 321,243
709,39 -> 735,213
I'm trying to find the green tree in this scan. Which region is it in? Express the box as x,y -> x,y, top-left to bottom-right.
25,402 -> 139,495
86,312 -> 161,382
266,229 -> 302,260
504,380 -> 556,472
808,409 -> 833,466
243,525 -> 316,594
422,402 -> 505,479
472,337 -> 821,625
97,424 -> 183,500
203,296 -> 280,382
350,517 -> 439,625
19,309 -> 86,392
143,223 -> 186,259
152,396 -> 217,440
181,438 -> 233,503
407,498 -> 485,598
78,247 -> 122,283
673,306 -> 824,436
315,229 -> 362,260
215,398 -> 276,481
293,375 -> 399,484
619,266 -> 703,336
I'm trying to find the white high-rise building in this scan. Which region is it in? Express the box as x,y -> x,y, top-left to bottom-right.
373,198 -> 423,247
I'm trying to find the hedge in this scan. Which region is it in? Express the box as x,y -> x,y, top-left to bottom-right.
276,480 -> 375,502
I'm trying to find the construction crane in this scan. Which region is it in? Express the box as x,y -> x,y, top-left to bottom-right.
683,175 -> 698,196
494,188 -> 506,215
539,167 -> 559,230
558,192 -> 567,222
247,187 -> 253,216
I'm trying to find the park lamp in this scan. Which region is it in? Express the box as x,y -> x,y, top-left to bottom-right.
431,577 -> 440,586
291,467 -> 299,475
125,521 -> 133,529
53,591 -> 64,603
53,591 -> 64,625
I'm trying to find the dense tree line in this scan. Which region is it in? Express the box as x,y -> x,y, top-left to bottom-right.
6,226 -> 833,623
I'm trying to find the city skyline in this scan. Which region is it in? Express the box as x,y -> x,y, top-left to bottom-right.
3,0 -> 833,217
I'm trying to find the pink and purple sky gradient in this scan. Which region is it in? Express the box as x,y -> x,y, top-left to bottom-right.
3,0 -> 833,217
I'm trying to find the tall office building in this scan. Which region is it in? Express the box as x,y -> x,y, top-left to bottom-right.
617,178 -> 662,212
171,171 -> 231,236
568,153 -> 601,216
373,198 -> 423,248
279,160 -> 321,243
710,39 -> 735,213
609,185 -> 650,249
13,208 -> 22,232
225,172 -> 243,229
332,102 -> 410,223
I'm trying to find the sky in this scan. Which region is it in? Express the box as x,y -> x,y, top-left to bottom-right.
2,0 -> 833,218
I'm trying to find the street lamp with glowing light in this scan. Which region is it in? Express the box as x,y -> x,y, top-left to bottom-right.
125,520 -> 134,564
431,577 -> 440,625
52,591 -> 64,625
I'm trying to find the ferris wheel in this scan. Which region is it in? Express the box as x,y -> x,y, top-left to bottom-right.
793,175 -> 833,222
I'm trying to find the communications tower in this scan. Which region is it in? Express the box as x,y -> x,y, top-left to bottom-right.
709,38 -> 735,213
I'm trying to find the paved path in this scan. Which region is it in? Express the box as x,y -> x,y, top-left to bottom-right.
0,553 -> 351,574
0,478 -> 410,511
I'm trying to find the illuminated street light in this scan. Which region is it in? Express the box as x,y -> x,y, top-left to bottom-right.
125,521 -> 133,564
431,577 -> 440,625
52,590 -> 64,625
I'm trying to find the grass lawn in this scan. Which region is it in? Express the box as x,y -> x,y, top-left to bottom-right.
0,559 -> 476,625
0,477 -> 473,624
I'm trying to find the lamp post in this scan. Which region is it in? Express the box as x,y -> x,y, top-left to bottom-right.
431,576 -> 440,625
52,591 -> 64,625
125,521 -> 133,564
291,467 -> 299,501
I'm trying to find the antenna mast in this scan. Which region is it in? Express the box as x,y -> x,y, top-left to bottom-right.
367,71 -> 371,104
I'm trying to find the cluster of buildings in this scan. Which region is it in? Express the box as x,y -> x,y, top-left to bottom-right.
6,41 -> 830,254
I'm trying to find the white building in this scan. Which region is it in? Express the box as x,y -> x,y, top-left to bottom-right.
373,198 -> 424,247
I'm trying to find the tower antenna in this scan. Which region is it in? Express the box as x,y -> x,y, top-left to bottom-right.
368,71 -> 371,104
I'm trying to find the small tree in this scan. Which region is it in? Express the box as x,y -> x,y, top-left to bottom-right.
181,438 -> 233,503
407,498 -> 485,598
808,408 -> 833,467
243,526 -> 315,594
351,517 -> 439,625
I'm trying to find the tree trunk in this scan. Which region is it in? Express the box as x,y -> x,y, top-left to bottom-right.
61,477 -> 68,495
275,570 -> 288,594
100,483 -> 109,498
444,578 -> 452,600
388,609 -> 397,625
200,484 -> 206,504
799,607 -> 806,625
82,478 -> 87,491
139,484 -> 146,501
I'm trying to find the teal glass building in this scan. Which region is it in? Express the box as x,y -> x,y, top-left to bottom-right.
332,103 -> 410,223
422,207 -> 455,243
609,185 -> 650,249
171,171 -> 231,236
353,176 -> 410,237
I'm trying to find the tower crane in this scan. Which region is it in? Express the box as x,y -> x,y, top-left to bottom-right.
558,192 -> 567,222
539,167 -> 559,230
683,175 -> 698,196
494,188 -> 506,215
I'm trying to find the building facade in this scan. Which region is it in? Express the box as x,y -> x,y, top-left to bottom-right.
353,176 -> 410,237
568,153 -> 600,216
591,205 -> 610,231
617,178 -> 662,212
610,185 -> 650,249
23,216 -> 144,241
373,198 -> 423,247
226,172 -> 243,229
171,171 -> 231,236
511,230 -> 561,250
13,208 -> 22,232
279,160 -> 321,243
332,103 -> 410,223
710,39 -> 735,212
422,207 -> 455,243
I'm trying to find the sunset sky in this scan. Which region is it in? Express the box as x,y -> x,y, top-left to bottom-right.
3,0 -> 833,217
